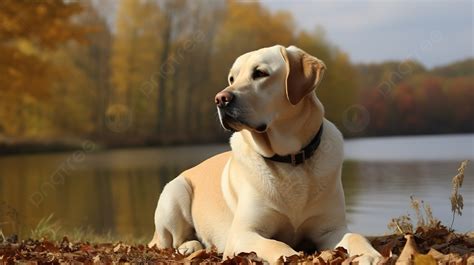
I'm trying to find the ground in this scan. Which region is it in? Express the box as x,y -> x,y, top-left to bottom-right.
1,225 -> 473,264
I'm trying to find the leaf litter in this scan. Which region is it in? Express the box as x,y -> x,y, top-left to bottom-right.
1,224 -> 473,264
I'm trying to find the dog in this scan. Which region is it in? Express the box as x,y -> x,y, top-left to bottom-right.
149,45 -> 382,264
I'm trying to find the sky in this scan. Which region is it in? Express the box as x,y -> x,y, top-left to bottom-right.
260,0 -> 473,68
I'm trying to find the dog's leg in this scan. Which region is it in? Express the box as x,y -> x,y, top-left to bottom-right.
148,176 -> 199,250
223,204 -> 298,264
315,227 -> 381,265
335,233 -> 381,264
178,240 -> 204,255
224,230 -> 298,264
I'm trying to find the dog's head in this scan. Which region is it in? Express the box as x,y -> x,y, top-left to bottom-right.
216,45 -> 326,133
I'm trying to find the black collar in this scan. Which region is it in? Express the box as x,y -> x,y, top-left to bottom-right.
264,124 -> 323,166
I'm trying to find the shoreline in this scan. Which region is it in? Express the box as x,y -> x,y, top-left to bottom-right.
1,132 -> 473,156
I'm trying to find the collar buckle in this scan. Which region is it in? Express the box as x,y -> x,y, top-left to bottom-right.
291,150 -> 306,166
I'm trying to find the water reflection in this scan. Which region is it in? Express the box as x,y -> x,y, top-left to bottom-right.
0,144 -> 472,240
0,145 -> 227,238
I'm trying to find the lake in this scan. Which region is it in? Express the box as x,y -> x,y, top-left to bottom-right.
0,134 -> 473,242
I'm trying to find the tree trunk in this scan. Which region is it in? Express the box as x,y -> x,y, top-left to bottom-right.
156,13 -> 172,138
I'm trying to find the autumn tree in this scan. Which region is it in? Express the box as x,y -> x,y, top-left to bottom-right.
49,1 -> 112,135
109,0 -> 161,136
213,0 -> 294,71
362,71 -> 474,136
168,1 -> 225,139
431,59 -> 474,78
1,0 -> 472,144
357,60 -> 426,98
446,77 -> 474,132
0,0 -> 86,136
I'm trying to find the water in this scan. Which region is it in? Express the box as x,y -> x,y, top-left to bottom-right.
0,135 -> 473,240
344,134 -> 474,161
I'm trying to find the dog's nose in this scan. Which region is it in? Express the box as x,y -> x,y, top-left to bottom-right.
215,91 -> 234,108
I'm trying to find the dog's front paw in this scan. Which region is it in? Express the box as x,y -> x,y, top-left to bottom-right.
353,253 -> 382,265
178,240 -> 204,256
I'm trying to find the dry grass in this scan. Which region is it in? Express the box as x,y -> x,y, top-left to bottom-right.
387,160 -> 468,235
27,214 -> 148,245
450,160 -> 468,230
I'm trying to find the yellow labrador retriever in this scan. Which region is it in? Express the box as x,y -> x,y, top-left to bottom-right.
149,45 -> 382,264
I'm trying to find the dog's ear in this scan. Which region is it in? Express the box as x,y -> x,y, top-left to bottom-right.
280,46 -> 326,105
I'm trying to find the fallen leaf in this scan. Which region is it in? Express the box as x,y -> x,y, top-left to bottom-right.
466,255 -> 474,265
396,234 -> 419,265
426,248 -> 443,259
413,254 -> 436,265
113,243 -> 122,253
92,254 -> 101,263
379,239 -> 396,258
329,256 -> 344,265
341,255 -> 359,265
185,249 -> 207,260
319,250 -> 336,263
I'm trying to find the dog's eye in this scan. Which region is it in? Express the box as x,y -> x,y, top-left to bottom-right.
229,76 -> 234,84
252,69 -> 269,80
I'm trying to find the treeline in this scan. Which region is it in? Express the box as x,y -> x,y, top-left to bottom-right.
358,59 -> 474,136
0,0 -> 472,147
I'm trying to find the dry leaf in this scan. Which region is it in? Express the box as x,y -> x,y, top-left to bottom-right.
0,231 -> 472,264
92,254 -> 101,263
426,248 -> 443,259
185,249 -> 207,260
466,255 -> 474,265
341,255 -> 359,265
396,234 -> 419,264
413,254 -> 436,265
113,243 -> 122,253
319,250 -> 336,263
379,239 -> 396,258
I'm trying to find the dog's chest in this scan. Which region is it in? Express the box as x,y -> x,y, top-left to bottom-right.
267,165 -> 331,227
